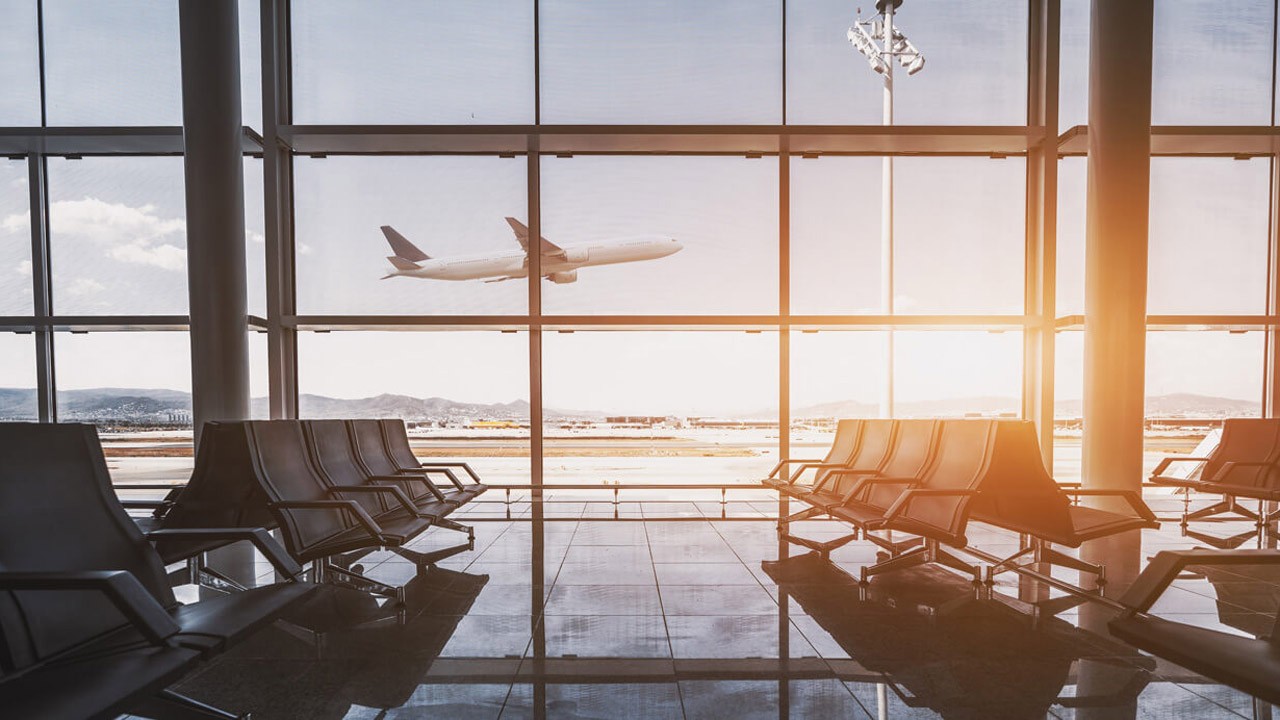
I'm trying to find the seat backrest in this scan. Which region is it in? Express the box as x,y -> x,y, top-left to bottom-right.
823,419 -> 895,498
889,420 -> 997,540
350,419 -> 403,477
151,421 -> 278,564
0,423 -> 174,673
245,420 -> 349,555
968,421 -> 1076,540
862,419 -> 940,509
1205,419 -> 1280,489
380,419 -> 421,470
302,420 -> 389,515
810,419 -> 864,486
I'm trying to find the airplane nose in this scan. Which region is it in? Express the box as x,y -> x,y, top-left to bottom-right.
668,238 -> 683,253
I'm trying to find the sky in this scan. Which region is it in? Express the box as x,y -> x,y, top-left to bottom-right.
1,0 -> 1278,412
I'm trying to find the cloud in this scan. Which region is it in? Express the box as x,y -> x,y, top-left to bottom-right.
1,210 -> 28,234
0,198 -> 189,272
66,277 -> 106,296
248,230 -> 265,244
16,260 -> 31,277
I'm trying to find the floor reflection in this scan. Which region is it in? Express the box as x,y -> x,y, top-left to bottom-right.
161,502 -> 1280,720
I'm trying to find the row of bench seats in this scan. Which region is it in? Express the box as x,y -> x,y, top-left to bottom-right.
151,419 -> 488,603
1149,417 -> 1280,528
764,419 -> 1159,585
0,422 -> 316,719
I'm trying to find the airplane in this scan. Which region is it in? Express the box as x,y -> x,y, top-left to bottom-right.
379,218 -> 683,284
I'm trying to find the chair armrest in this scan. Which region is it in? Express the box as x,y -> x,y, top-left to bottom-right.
1118,549 -> 1280,613
418,461 -> 483,484
369,474 -> 452,503
1149,456 -> 1211,478
121,499 -> 172,510
765,458 -> 825,479
787,462 -> 847,483
1195,480 -> 1280,501
843,477 -> 917,504
269,500 -> 387,544
1062,488 -> 1159,522
0,570 -> 179,645
881,488 -> 979,522
145,527 -> 304,580
1211,460 -> 1279,485
327,485 -> 422,518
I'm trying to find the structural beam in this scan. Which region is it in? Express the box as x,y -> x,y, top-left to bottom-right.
179,0 -> 250,443
1082,0 -> 1154,493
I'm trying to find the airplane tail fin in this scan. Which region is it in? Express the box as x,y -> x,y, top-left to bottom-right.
381,225 -> 431,262
504,216 -> 529,240
382,255 -> 421,279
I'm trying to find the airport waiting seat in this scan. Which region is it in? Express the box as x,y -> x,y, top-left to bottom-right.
247,420 -> 473,602
761,419 -> 863,496
349,419 -> 482,506
0,422 -> 314,719
1108,549 -> 1280,707
1149,418 -> 1280,527
379,418 -> 489,496
968,421 -> 1159,586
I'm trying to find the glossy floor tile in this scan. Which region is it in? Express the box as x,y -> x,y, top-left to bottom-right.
163,493 -> 1280,719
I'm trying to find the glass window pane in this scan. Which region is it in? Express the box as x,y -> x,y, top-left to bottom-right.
1056,157 -> 1086,316
541,0 -> 781,124
540,156 -> 777,315
1,159 -> 32,315
248,329 -> 268,420
244,157 -> 266,318
892,331 -> 1023,417
43,0 -> 182,125
239,0 -> 262,131
56,331 -> 193,483
1053,330 -> 1083,482
291,0 -> 534,124
1153,0 -> 1274,125
1149,158 -> 1270,315
787,0 -> 1027,125
294,156 -> 527,315
542,331 -> 778,487
790,330 -> 886,420
790,157 -> 882,314
0,333 -> 37,421
1146,331 -> 1264,473
297,330 -> 530,482
48,157 -> 188,315
893,158 -> 1025,314
0,0 -> 40,125
1058,0 -> 1089,132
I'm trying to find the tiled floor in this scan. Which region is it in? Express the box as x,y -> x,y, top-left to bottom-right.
164,492 -> 1280,719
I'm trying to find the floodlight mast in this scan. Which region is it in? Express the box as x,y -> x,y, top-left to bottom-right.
847,0 -> 924,418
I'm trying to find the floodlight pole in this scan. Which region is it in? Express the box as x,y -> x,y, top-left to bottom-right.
880,1 -> 895,421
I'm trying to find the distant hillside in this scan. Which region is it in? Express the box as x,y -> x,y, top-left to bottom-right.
793,393 -> 1261,419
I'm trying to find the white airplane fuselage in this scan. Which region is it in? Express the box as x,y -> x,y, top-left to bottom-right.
388,236 -> 682,282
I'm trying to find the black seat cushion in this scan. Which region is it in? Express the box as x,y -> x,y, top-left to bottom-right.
169,582 -> 316,654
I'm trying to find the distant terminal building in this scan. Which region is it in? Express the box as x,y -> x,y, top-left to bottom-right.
605,416 -> 670,427
467,419 -> 523,429
688,418 -> 779,430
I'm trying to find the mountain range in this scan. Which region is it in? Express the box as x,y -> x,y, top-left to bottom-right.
0,388 -> 1261,424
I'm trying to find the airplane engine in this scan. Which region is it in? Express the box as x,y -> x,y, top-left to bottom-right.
548,270 -> 578,284
561,248 -> 589,264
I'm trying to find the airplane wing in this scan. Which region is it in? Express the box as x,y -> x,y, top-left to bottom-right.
504,217 -> 566,259
483,275 -> 525,284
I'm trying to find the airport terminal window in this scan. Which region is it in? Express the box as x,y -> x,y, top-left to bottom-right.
293,155 -> 528,315
42,0 -> 182,126
55,331 -> 194,483
892,330 -> 1023,418
1145,330 -> 1265,470
892,158 -> 1025,314
790,330 -> 888,437
248,330 -> 269,420
237,0 -> 263,131
789,157 -> 883,315
1152,0 -> 1275,126
1,159 -> 32,316
291,0 -> 534,124
1056,157 -> 1086,316
296,330 -> 530,482
0,333 -> 37,422
0,0 -> 40,126
1148,158 -> 1270,315
1058,0 -> 1089,132
786,0 -> 1028,125
244,157 -> 266,318
539,0 -> 781,124
539,156 -> 778,316
541,330 -> 778,485
47,156 -> 189,316
1053,330 -> 1084,482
